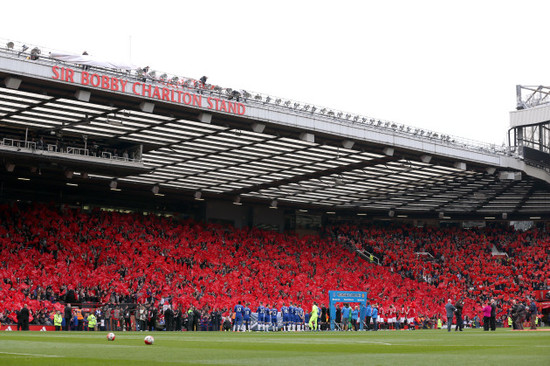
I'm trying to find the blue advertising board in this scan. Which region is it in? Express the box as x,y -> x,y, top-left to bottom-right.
328,290 -> 368,331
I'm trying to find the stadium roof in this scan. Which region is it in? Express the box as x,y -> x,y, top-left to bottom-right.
1,43 -> 549,219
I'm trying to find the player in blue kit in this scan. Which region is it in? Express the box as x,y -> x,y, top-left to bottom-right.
257,302 -> 265,331
264,304 -> 271,332
288,302 -> 296,331
233,301 -> 244,332
243,302 -> 251,332
281,303 -> 289,331
296,305 -> 304,331
270,305 -> 278,331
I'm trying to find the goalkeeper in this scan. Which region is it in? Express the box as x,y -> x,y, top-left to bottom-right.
308,302 -> 319,331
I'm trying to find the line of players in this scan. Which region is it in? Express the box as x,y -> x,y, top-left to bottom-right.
233,301 -> 307,332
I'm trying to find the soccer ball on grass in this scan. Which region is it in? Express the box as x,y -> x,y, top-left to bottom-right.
107,332 -> 116,341
144,335 -> 154,345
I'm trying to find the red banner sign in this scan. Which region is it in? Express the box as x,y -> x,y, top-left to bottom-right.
51,66 -> 246,116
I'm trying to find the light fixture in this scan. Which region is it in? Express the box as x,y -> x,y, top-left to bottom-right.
269,199 -> 278,209
152,184 -> 160,195
326,211 -> 336,215
233,196 -> 242,206
6,42 -> 14,50
194,191 -> 204,201
298,209 -> 308,213
18,44 -> 28,56
388,210 -> 395,217
502,212 -> 508,220
397,215 -> 408,218
17,177 -> 30,181
530,216 -> 541,220
357,213 -> 367,216
66,182 -> 78,187
484,216 -> 496,220
109,179 -> 118,190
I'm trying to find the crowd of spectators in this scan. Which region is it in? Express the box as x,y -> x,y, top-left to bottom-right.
0,202 -> 548,329
330,223 -> 550,320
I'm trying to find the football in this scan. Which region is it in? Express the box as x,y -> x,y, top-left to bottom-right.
107,332 -> 115,341
144,335 -> 154,345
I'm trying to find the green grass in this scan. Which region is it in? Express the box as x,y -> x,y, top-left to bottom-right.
0,328 -> 549,365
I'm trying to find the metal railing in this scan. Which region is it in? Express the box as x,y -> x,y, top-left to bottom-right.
1,138 -> 142,163
356,248 -> 380,265
0,38 -> 512,157
1,138 -> 36,150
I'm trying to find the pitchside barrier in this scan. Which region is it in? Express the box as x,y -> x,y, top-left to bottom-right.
1,324 -> 56,331
329,290 -> 368,331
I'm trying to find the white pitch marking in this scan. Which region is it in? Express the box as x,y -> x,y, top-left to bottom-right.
0,351 -> 62,358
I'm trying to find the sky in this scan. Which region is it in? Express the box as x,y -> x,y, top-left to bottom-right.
2,0 -> 549,145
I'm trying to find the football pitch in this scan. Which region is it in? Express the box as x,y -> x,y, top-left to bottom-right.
0,329 -> 549,365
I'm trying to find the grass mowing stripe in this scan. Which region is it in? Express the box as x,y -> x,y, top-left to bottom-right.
0,329 -> 548,365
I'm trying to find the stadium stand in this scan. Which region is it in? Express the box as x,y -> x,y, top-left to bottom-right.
1,202 -> 548,329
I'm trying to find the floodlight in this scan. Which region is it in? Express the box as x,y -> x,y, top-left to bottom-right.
269,199 -> 278,209
6,42 -> 14,50
194,191 -> 204,201
233,196 -> 242,205
310,106 -> 316,113
109,179 -> 118,190
265,96 -> 271,103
